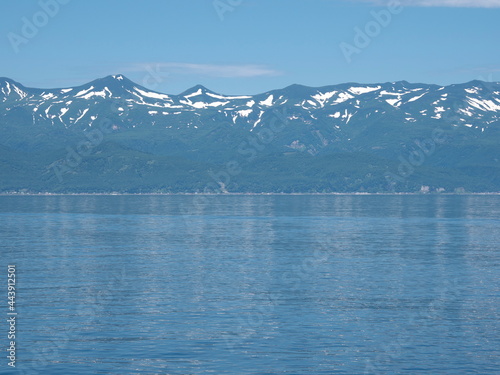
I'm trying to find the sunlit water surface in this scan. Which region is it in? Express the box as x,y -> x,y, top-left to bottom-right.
1,195 -> 499,374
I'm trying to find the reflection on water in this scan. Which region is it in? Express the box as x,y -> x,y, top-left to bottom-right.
0,195 -> 499,374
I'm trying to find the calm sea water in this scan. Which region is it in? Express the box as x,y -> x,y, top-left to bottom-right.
0,195 -> 499,375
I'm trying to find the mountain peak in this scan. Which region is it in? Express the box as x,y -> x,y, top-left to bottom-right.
97,74 -> 135,86
191,84 -> 208,91
0,77 -> 26,90
0,77 -> 20,84
179,84 -> 215,97
111,74 -> 126,81
283,83 -> 312,91
78,74 -> 138,95
0,77 -> 28,99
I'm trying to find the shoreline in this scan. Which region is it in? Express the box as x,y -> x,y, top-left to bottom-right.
1,192 -> 500,196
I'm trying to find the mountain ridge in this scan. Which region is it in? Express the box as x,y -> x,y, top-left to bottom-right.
2,74 -> 498,97
1,75 -> 499,193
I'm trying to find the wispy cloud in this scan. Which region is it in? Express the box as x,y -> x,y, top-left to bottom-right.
349,0 -> 500,7
122,63 -> 282,78
464,66 -> 500,74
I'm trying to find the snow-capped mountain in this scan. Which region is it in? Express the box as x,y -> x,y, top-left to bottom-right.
1,75 -> 500,193
1,75 -> 499,133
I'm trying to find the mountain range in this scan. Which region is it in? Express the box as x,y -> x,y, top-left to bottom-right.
1,75 -> 499,193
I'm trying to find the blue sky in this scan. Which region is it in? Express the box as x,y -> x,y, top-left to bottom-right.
1,0 -> 499,95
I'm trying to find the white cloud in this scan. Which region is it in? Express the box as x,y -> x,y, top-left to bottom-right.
350,0 -> 500,7
123,63 -> 281,78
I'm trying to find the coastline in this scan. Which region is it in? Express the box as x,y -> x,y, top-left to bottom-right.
1,192 -> 499,196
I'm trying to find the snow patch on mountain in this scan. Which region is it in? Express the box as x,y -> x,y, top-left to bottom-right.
74,108 -> 89,123
206,92 -> 251,100
348,86 -> 381,95
237,109 -> 252,117
467,97 -> 500,112
386,98 -> 401,107
75,86 -> 95,97
312,91 -> 336,107
408,93 -> 427,102
260,95 -> 274,107
134,87 -> 171,101
184,88 -> 203,99
332,92 -> 354,104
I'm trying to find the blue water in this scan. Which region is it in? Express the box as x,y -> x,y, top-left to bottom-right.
0,195 -> 499,374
